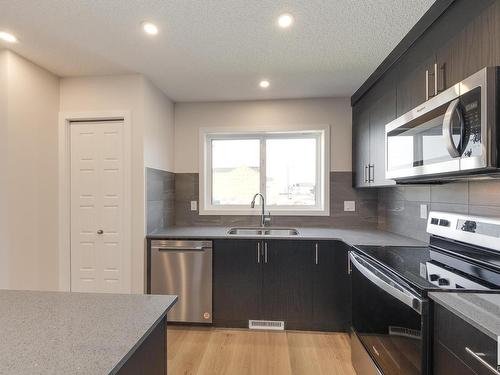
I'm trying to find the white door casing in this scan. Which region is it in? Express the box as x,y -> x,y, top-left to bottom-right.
70,121 -> 125,292
59,112 -> 131,293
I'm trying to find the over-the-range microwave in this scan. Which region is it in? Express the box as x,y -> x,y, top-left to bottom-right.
385,66 -> 500,182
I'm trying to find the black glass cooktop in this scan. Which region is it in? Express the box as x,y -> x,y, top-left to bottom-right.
354,245 -> 438,291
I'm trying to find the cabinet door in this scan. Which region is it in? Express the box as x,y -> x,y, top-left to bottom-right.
436,0 -> 497,91
369,89 -> 396,187
262,240 -> 313,329
397,54 -> 436,117
312,241 -> 351,331
213,239 -> 262,327
434,303 -> 498,375
352,103 -> 370,187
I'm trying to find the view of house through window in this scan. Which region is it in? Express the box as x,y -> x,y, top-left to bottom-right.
204,129 -> 328,215
211,139 -> 260,205
266,138 -> 317,206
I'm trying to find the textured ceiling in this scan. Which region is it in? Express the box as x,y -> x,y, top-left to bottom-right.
0,0 -> 435,101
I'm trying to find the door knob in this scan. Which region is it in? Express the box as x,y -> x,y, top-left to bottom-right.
97,230 -> 104,235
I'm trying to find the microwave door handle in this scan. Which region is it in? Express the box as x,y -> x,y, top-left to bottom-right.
349,252 -> 423,314
442,98 -> 462,158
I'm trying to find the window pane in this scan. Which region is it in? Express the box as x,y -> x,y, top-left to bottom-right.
266,138 -> 317,206
212,139 -> 260,205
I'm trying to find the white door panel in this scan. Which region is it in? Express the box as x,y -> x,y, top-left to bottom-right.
70,121 -> 125,293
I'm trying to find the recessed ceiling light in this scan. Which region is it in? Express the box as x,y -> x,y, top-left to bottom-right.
0,31 -> 18,43
259,80 -> 270,89
277,13 -> 294,28
142,22 -> 158,35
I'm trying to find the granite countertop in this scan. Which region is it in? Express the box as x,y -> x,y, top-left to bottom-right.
147,226 -> 425,247
0,290 -> 177,375
430,292 -> 500,340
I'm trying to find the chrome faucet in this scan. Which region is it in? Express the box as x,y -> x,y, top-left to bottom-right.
250,193 -> 271,227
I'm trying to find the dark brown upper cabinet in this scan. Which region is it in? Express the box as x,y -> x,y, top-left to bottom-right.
436,2 -> 497,91
369,88 -> 397,186
352,0 -> 500,188
352,99 -> 370,188
352,75 -> 396,188
396,53 -> 437,118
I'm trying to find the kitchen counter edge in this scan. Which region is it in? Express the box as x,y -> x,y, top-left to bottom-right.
147,226 -> 425,247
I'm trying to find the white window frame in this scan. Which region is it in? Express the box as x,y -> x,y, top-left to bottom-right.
199,125 -> 330,216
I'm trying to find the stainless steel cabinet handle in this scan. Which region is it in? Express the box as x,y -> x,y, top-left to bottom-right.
315,243 -> 319,265
257,242 -> 261,263
97,229 -> 103,235
426,65 -> 438,101
369,164 -> 374,182
364,165 -> 368,183
465,347 -> 500,374
434,63 -> 438,96
425,69 -> 430,101
264,242 -> 268,263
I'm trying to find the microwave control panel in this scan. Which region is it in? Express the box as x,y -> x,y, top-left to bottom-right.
460,87 -> 482,158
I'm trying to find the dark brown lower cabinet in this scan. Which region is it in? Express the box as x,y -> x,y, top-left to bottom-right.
117,318 -> 167,375
213,239 -> 262,328
312,241 -> 351,331
261,240 -> 314,330
433,303 -> 498,375
213,239 -> 351,332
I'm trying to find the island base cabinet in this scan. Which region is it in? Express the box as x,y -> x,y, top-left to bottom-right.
117,318 -> 167,375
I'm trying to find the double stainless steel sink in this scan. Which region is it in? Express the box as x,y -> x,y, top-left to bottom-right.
227,227 -> 299,236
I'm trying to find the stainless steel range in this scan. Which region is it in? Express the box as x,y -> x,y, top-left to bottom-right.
350,211 -> 500,375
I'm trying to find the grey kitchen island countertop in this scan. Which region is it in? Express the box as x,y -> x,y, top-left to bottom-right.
147,226 -> 426,247
430,292 -> 500,340
0,290 -> 177,375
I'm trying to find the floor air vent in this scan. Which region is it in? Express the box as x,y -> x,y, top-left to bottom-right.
249,320 -> 285,330
389,326 -> 422,339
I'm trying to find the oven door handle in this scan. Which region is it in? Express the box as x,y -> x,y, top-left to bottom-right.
442,98 -> 462,158
349,252 -> 423,314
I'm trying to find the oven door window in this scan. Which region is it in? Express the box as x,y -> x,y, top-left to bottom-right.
351,258 -> 424,375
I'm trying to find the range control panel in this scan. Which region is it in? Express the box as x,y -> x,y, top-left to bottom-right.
427,211 -> 500,252
426,262 -> 488,290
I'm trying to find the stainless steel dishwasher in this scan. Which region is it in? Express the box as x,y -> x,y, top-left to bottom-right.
150,240 -> 212,323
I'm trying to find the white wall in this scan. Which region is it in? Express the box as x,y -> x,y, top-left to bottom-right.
60,74 -> 174,293
0,51 -> 60,291
0,50 -> 8,287
174,98 -> 352,173
143,79 -> 175,172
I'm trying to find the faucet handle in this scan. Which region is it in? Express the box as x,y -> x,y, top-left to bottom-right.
263,211 -> 272,227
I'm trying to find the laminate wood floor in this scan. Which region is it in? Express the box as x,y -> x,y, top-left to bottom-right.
167,327 -> 356,375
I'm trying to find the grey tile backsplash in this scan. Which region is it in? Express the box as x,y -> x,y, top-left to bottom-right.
146,168 -> 175,233
377,179 -> 500,242
174,172 -> 379,228
148,167 -> 500,242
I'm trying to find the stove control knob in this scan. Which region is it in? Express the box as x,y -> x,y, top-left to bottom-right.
438,278 -> 450,286
430,274 -> 440,282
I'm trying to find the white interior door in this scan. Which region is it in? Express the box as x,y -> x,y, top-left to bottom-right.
70,120 -> 126,293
